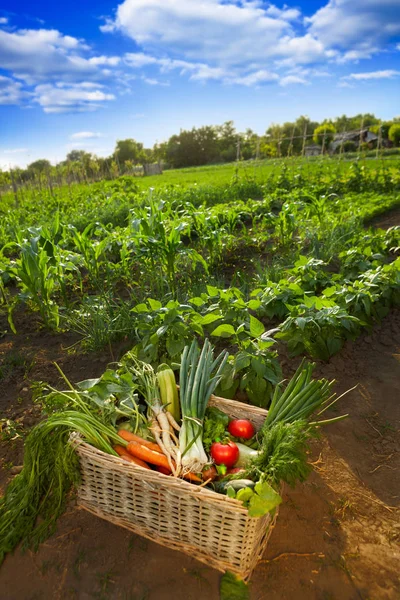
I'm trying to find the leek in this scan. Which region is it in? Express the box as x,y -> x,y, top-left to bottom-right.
179,339 -> 228,472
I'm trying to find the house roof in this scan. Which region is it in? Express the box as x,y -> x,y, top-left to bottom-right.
333,129 -> 378,143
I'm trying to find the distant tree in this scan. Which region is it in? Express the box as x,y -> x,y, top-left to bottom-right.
66,150 -> 92,163
240,128 -> 259,159
166,126 -> 219,168
114,139 -> 145,164
370,122 -> 393,139
313,123 -> 336,148
388,124 -> 400,146
350,113 -> 379,129
259,142 -> 277,158
152,141 -> 167,163
217,121 -> 238,161
27,159 -> 51,173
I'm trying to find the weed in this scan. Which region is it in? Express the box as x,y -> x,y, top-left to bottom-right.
72,548 -> 86,580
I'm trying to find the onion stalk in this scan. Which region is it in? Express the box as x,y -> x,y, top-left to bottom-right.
179,339 -> 228,472
264,359 -> 351,428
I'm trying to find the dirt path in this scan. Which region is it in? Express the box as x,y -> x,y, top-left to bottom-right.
1,318 -> 399,599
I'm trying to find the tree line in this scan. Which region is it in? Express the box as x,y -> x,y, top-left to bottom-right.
1,113 -> 400,188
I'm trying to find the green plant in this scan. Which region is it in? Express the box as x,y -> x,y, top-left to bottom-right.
277,300 -> 360,360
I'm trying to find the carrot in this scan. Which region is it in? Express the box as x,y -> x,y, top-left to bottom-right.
126,441 -> 172,470
113,445 -> 151,469
125,441 -> 202,482
117,430 -> 163,453
183,472 -> 202,483
156,465 -> 172,476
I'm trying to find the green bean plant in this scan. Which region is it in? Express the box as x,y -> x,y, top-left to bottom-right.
277,300 -> 360,360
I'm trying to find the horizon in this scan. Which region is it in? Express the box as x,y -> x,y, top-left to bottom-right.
1,0 -> 399,169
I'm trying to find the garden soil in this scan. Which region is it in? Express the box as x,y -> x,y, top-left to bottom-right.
0,289 -> 399,598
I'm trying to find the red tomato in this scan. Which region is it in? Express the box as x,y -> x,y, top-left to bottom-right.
228,419 -> 255,440
210,441 -> 239,467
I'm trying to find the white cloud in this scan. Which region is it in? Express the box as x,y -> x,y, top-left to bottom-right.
3,147 -> 28,154
344,70 -> 400,80
307,0 -> 400,55
88,55 -> 121,66
124,52 -> 158,67
274,34 -> 329,66
124,51 -> 281,85
105,0 -> 400,79
0,27 -> 120,85
0,75 -> 27,105
106,0 -> 293,66
264,4 -> 301,21
70,131 -> 103,140
279,75 -> 308,86
227,69 -> 278,86
104,0 -> 365,87
125,53 -> 228,81
336,47 -> 378,63
141,76 -> 169,86
0,17 -> 8,25
34,82 -> 115,113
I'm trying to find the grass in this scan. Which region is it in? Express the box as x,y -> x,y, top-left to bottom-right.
133,155 -> 400,191
72,548 -> 86,580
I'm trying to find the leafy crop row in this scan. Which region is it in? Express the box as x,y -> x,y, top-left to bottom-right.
1,158 -> 399,408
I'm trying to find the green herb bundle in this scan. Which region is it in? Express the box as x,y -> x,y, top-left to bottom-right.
244,420 -> 316,487
0,411 -> 125,565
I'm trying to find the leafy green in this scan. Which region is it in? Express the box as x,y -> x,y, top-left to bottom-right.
233,481 -> 282,517
245,420 -> 316,487
247,481 -> 282,517
220,571 -> 250,600
202,406 -> 229,452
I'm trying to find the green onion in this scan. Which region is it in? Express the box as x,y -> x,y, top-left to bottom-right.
264,362 -> 349,428
179,339 -> 228,471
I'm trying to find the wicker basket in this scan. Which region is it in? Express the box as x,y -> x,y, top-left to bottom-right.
74,395 -> 279,580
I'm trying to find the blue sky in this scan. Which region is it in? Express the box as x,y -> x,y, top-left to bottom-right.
0,0 -> 399,168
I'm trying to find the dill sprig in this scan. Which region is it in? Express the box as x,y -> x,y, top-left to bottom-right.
244,420 -> 317,487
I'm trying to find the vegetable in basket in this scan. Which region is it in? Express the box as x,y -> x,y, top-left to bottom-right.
121,353 -> 181,475
157,364 -> 180,423
228,419 -> 255,440
210,440 -> 239,468
179,339 -> 228,473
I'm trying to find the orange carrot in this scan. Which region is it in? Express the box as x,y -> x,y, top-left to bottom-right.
183,472 -> 202,483
117,430 -> 163,453
156,465 -> 172,475
126,441 -> 172,470
113,445 -> 151,469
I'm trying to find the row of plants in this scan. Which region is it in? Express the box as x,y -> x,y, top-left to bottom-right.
1,167 -> 399,409
1,157 -> 399,247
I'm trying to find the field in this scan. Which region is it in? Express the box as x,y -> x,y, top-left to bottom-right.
1,155 -> 400,599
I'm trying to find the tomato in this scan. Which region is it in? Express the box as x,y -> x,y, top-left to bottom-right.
228,419 -> 255,440
210,441 -> 239,467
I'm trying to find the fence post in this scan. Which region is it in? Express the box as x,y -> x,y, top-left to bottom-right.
376,122 -> 382,159
10,168 -> 19,208
301,124 -> 307,157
